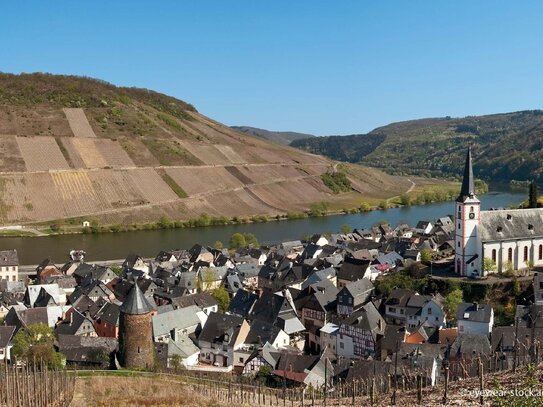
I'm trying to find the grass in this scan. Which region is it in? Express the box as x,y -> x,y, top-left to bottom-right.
158,171 -> 188,198
157,112 -> 184,131
0,229 -> 40,237
141,137 -> 202,166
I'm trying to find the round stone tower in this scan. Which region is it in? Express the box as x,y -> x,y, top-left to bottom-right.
119,281 -> 154,369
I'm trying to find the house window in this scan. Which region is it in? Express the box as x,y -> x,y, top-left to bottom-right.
508,248 -> 513,262
340,342 -> 344,349
539,245 -> 543,260
492,249 -> 496,263
239,357 -> 244,363
348,298 -> 352,305
524,246 -> 529,262
427,308 -> 432,315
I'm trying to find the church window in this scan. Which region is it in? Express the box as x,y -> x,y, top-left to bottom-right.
470,206 -> 474,213
539,245 -> 542,260
524,246 -> 528,262
492,249 -> 496,262
457,241 -> 460,248
508,248 -> 513,262
458,223 -> 461,229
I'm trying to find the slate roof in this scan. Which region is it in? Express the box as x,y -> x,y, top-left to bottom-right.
337,257 -> 370,282
0,250 -> 18,266
168,335 -> 200,358
343,302 -> 386,338
152,305 -> 201,338
55,310 -> 94,336
120,283 -> 154,315
245,319 -> 282,346
228,289 -> 258,317
0,326 -> 16,348
479,208 -> 543,242
171,292 -> 217,310
449,333 -> 491,356
198,312 -> 244,345
456,302 -> 492,323
95,302 -> 120,326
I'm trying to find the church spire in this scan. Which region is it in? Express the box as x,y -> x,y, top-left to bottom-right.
457,147 -> 475,202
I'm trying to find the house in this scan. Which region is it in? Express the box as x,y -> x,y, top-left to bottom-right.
24,284 -> 65,308
301,267 -> 337,290
122,253 -> 149,275
152,305 -> 206,342
337,258 -> 370,288
337,302 -> 386,358
0,250 -> 19,283
233,263 -> 260,289
72,263 -> 117,286
416,221 -> 433,235
234,320 -> 289,372
448,333 -> 492,378
298,280 -> 338,353
36,259 -> 62,284
272,352 -> 331,388
490,326 -> 543,369
5,305 -> 70,332
55,310 -> 97,337
171,292 -> 218,315
228,289 -> 258,318
336,278 -> 374,317
163,335 -> 201,368
405,294 -> 446,329
57,334 -> 117,368
189,244 -> 214,265
319,323 -> 339,358
384,288 -> 415,325
197,312 -> 249,369
198,266 -> 228,291
94,302 -> 120,338
0,326 -> 16,363
456,302 -> 494,336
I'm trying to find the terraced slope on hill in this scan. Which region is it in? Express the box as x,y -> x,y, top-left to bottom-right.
0,73 -> 442,226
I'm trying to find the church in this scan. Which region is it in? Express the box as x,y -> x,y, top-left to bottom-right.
455,148 -> 543,278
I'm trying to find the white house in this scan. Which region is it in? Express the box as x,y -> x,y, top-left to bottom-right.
457,302 -> 494,336
0,250 -> 19,282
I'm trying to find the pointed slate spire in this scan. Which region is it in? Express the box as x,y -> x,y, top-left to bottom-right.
457,147 -> 475,202
120,281 -> 154,315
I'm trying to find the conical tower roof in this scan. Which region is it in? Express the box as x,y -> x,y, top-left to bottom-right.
120,281 -> 154,315
457,147 -> 475,202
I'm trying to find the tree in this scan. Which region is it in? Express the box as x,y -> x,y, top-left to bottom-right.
399,193 -> 411,206
211,286 -> 230,312
340,224 -> 351,234
503,260 -> 515,277
483,257 -> 496,273
420,249 -> 434,264
12,323 -> 63,369
444,289 -> 464,321
359,202 -> 371,212
229,233 -> 246,249
200,268 -> 218,292
244,233 -> 259,247
529,181 -> 538,208
213,240 -> 224,250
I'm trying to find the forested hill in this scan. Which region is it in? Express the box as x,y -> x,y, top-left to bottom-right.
291,110 -> 543,182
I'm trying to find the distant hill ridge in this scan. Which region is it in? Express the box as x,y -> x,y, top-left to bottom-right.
230,125 -> 315,145
290,110 -> 543,182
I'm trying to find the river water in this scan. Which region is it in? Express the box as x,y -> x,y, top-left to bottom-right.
0,189 -> 525,265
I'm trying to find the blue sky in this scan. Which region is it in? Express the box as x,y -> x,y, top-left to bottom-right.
1,1 -> 542,135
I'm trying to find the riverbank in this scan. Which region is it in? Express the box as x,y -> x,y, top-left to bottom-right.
1,180 -> 467,238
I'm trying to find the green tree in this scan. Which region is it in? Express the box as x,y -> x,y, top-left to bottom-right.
12,324 -> 64,369
444,289 -> 464,321
110,265 -> 123,276
229,233 -> 246,249
213,240 -> 224,250
243,233 -> 259,247
340,224 -> 351,234
420,249 -> 434,263
212,286 -> 230,312
512,277 -> 522,297
378,200 -> 389,210
503,260 -> 515,277
170,354 -> 182,371
483,257 -> 496,273
399,193 -> 411,206
200,268 -> 217,292
359,202 -> 371,212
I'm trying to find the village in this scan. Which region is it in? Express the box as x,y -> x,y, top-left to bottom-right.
0,210 -> 542,395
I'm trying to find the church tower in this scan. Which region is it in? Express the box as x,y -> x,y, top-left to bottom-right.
455,147 -> 481,277
119,282 -> 155,369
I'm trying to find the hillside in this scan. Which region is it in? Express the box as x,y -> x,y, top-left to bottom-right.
0,73 -> 430,227
291,110 -> 543,182
230,125 -> 315,145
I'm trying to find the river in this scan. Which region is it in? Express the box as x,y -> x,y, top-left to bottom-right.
0,189 -> 525,265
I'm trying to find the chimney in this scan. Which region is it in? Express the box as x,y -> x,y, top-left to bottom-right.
378,319 -> 382,331
473,302 -> 479,311
70,312 -> 73,325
